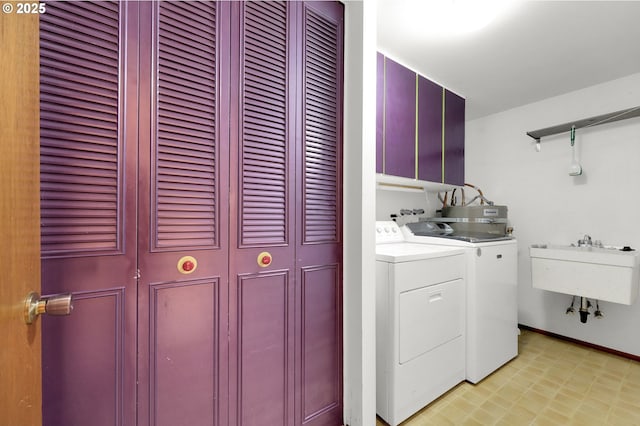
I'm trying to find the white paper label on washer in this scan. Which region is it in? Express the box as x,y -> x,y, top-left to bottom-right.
483,208 -> 499,217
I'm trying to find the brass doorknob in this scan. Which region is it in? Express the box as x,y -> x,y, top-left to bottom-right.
24,292 -> 73,325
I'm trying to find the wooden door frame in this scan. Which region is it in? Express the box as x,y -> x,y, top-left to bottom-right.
0,10 -> 42,426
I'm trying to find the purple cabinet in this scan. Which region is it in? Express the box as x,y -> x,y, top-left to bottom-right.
376,52 -> 384,173
417,75 -> 443,183
383,56 -> 416,178
444,89 -> 465,186
375,52 -> 465,185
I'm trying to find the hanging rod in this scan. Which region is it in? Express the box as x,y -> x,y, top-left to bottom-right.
526,105 -> 640,141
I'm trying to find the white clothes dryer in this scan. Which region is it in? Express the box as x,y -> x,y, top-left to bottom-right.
375,221 -> 466,426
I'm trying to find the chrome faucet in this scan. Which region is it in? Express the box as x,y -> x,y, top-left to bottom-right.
578,235 -> 592,247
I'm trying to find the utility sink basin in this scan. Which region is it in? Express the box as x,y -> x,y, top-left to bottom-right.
530,244 -> 640,305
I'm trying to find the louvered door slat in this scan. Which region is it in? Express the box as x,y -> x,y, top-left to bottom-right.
158,55 -> 216,81
160,1 -> 215,30
159,17 -> 215,43
40,73 -> 118,98
158,117 -> 215,135
48,1 -> 119,22
163,142 -> 215,157
40,0 -> 121,256
40,89 -> 117,113
303,7 -> 341,244
158,123 -> 214,142
40,25 -> 118,56
39,100 -> 118,124
154,1 -> 217,250
158,42 -> 215,74
239,1 -> 289,246
40,3 -> 119,43
40,68 -> 117,95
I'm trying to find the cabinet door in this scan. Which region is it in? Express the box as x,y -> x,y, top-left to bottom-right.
443,89 -> 465,186
417,76 -> 442,182
384,57 -> 416,178
376,52 -> 384,173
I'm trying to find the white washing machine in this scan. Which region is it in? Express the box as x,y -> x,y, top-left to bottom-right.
402,222 -> 518,384
375,221 -> 466,426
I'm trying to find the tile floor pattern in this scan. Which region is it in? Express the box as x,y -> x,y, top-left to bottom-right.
376,329 -> 640,426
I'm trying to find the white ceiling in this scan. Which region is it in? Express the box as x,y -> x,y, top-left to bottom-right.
376,1 -> 640,120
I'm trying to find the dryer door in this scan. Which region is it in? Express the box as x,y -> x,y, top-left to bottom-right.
398,278 -> 463,364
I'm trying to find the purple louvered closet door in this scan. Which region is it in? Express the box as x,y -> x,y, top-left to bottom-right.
295,3 -> 343,425
228,1 -> 297,424
228,2 -> 343,425
39,2 -> 138,425
40,1 -> 342,425
136,2 -> 229,425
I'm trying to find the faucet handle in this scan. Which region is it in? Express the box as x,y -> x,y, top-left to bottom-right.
578,234 -> 593,247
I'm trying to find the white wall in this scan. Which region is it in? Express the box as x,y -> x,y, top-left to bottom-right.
376,190 -> 439,222
466,72 -> 640,355
343,1 -> 377,425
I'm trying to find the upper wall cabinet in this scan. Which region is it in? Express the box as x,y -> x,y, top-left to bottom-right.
444,89 -> 465,186
376,52 -> 465,186
384,56 -> 417,178
417,75 -> 442,183
376,53 -> 384,173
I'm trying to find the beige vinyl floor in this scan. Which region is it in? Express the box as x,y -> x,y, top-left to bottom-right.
376,329 -> 640,426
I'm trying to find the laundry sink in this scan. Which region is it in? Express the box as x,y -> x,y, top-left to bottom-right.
530,244 -> 640,304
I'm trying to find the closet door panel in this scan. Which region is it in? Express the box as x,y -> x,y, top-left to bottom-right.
238,272 -> 290,426
228,2 -> 296,424
39,2 -> 138,424
148,278 -> 218,426
297,2 -> 344,425
137,2 -> 229,425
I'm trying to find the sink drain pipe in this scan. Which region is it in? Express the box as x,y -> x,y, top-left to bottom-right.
566,296 -> 603,323
579,297 -> 590,323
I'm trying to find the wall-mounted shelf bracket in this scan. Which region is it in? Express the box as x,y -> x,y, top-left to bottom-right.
526,106 -> 640,142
